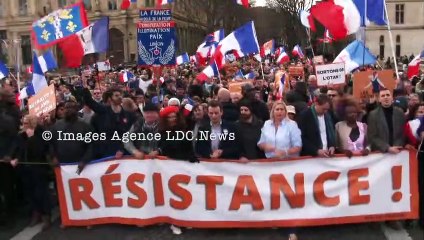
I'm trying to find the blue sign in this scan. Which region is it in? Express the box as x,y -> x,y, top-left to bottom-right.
139,9 -> 172,22
137,22 -> 177,66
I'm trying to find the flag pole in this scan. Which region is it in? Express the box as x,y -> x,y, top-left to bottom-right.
305,28 -> 315,58
384,1 -> 400,80
362,0 -> 367,67
260,60 -> 265,79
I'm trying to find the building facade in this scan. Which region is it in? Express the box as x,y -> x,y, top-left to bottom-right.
0,0 -> 206,67
365,0 -> 424,60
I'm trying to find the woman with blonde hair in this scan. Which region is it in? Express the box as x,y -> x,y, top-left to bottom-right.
258,101 -> 302,159
258,101 -> 301,239
7,114 -> 51,230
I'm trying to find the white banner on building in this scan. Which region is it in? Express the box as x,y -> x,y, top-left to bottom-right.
316,62 -> 346,86
56,151 -> 419,227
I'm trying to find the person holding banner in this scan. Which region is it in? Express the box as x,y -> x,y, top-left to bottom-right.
367,89 -> 406,230
335,97 -> 370,158
8,114 -> 51,230
257,101 -> 302,159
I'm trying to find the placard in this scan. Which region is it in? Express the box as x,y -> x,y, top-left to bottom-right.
228,80 -> 253,94
313,55 -> 324,64
139,9 -> 172,21
288,66 -> 304,80
315,63 -> 346,86
28,84 -> 56,116
353,70 -> 396,99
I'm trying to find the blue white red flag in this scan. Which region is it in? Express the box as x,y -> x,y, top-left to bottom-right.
19,52 -> 49,99
276,47 -> 290,64
196,29 -> 225,65
353,0 -> 387,26
333,40 -> 376,72
120,71 -> 135,83
58,17 -> 109,68
157,0 -> 174,6
292,45 -> 304,58
0,61 -> 8,79
407,49 -> 424,80
31,2 -> 88,48
176,53 -> 190,65
37,50 -> 58,73
260,39 -> 275,57
235,0 -> 250,8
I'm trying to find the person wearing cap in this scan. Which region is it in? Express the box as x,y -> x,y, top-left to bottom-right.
235,100 -> 265,160
240,83 -> 270,122
286,105 -> 296,121
124,103 -> 160,159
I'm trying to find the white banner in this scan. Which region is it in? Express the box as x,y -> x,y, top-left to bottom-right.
56,151 -> 419,227
316,62 -> 346,86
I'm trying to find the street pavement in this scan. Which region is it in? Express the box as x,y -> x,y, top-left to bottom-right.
23,220 -> 422,240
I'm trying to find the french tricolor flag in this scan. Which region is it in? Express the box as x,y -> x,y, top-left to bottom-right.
0,61 -> 9,79
235,0 -> 249,8
196,29 -> 225,65
37,50 -> 58,73
244,72 -> 255,80
260,39 -> 275,57
120,0 -> 137,10
197,21 -> 259,81
176,53 -> 190,65
213,21 -> 259,68
292,45 -> 304,58
157,0 -> 173,6
196,61 -> 220,82
120,71 -> 135,83
407,50 -> 424,80
276,47 -> 290,64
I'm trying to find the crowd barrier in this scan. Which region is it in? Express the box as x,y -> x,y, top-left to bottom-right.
55,150 -> 419,228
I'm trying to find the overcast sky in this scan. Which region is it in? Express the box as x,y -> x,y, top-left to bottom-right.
255,0 -> 267,6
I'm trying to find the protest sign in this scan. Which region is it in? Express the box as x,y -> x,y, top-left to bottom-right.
97,61 -> 111,71
56,151 -> 418,228
137,9 -> 176,66
288,66 -> 304,81
315,63 -> 346,86
228,80 -> 253,94
28,84 -> 56,116
353,70 -> 396,99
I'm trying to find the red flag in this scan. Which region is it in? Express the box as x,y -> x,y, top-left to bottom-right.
57,34 -> 84,68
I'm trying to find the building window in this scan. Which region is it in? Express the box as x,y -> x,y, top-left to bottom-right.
108,0 -> 118,10
21,35 -> 32,65
395,4 -> 404,24
395,35 -> 401,57
0,1 -> 4,17
0,31 -> 7,62
83,0 -> 92,10
379,35 -> 385,60
19,0 -> 28,15
145,0 -> 153,7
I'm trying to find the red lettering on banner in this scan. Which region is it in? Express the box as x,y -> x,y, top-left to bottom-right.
313,171 -> 341,207
229,175 -> 264,211
101,173 -> 123,207
169,175 -> 192,210
348,168 -> 370,205
196,175 -> 224,210
127,173 -> 147,208
69,178 -> 100,210
153,173 -> 165,206
270,173 -> 305,209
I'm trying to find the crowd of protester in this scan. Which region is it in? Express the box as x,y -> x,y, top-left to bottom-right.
0,55 -> 423,240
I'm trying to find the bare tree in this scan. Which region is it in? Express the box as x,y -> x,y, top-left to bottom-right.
265,0 -> 313,51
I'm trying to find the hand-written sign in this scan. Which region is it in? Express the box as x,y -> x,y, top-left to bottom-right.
315,63 -> 346,86
139,9 -> 172,22
28,84 -> 56,116
229,80 -> 253,94
288,66 -> 304,81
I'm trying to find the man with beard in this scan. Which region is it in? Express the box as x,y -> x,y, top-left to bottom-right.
50,101 -> 93,172
235,100 -> 265,160
0,89 -> 20,226
83,85 -> 136,159
240,83 -> 270,122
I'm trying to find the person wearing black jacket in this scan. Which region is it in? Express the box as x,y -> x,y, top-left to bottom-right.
50,101 -> 93,172
0,89 -> 20,226
235,100 -> 265,160
217,88 -> 239,122
240,83 -> 270,122
195,100 -> 240,159
82,86 -> 136,159
8,115 -> 51,230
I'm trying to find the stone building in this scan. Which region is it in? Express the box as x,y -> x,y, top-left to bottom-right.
365,0 -> 424,60
0,0 -> 207,67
